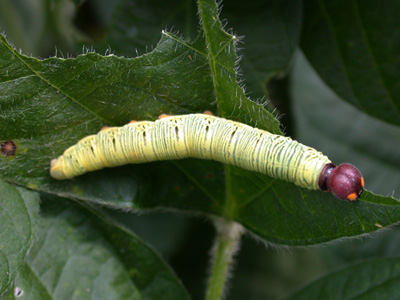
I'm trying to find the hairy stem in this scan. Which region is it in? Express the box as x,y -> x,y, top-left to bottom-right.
205,218 -> 244,300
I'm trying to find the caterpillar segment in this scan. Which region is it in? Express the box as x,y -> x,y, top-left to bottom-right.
50,114 -> 364,201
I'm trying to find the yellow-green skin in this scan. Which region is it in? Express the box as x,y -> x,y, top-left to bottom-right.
50,114 -> 331,190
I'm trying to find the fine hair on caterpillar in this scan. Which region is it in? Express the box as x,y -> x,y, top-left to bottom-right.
50,113 -> 364,201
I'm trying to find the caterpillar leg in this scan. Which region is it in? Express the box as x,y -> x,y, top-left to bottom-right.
203,111 -> 213,115
158,113 -> 172,119
129,120 -> 137,124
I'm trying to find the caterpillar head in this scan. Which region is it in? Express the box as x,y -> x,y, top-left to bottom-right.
319,163 -> 364,201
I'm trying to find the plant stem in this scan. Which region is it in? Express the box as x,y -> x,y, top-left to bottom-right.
205,218 -> 244,300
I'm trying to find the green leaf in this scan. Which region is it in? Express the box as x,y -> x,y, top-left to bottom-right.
197,0 -> 268,122
1,263 -> 52,300
286,52 -> 400,245
0,180 -> 39,296
99,0 -> 302,101
100,0 -> 198,56
286,257 -> 400,300
236,182 -> 400,245
8,195 -> 189,300
221,0 -> 302,99
291,51 -> 400,198
0,0 -> 81,57
301,0 -> 400,125
1,0 -> 399,249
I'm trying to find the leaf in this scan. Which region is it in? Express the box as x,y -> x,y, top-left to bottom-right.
291,51 -> 400,199
7,195 -> 190,300
301,0 -> 400,125
286,257 -> 400,300
100,0 -> 302,100
1,0 -> 400,248
0,0 -> 81,57
99,0 -> 199,56
0,180 -> 39,296
221,0 -> 302,99
1,263 -> 52,300
235,181 -> 400,245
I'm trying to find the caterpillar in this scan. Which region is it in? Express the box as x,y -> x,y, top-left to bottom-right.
50,113 -> 364,201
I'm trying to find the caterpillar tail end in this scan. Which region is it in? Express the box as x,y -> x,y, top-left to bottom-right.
50,158 -> 69,180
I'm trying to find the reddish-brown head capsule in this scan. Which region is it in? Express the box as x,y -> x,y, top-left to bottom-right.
319,163 -> 364,201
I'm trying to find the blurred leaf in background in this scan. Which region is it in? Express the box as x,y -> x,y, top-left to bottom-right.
0,0 -> 84,57
301,0 -> 400,126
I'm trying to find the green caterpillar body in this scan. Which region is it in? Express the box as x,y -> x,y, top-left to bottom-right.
50,114 -> 331,190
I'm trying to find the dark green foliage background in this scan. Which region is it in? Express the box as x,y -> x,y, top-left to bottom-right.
0,0 -> 400,299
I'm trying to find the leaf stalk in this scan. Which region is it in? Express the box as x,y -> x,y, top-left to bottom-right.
205,218 -> 244,300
